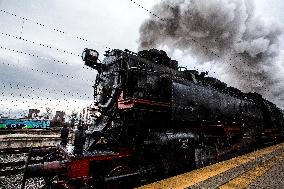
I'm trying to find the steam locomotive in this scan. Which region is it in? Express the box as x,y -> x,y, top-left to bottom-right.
22,48 -> 284,189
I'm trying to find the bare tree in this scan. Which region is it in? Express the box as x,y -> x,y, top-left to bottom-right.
69,110 -> 78,129
42,107 -> 53,119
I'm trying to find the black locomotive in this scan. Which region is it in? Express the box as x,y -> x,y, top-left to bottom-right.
22,48 -> 284,189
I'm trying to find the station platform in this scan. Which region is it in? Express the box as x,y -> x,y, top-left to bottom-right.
137,142 -> 284,189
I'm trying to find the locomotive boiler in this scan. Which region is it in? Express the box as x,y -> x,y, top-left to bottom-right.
22,48 -> 284,189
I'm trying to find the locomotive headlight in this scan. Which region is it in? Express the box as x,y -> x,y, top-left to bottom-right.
82,48 -> 99,62
82,48 -> 102,71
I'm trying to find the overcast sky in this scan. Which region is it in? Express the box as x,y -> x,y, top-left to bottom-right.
0,0 -> 283,117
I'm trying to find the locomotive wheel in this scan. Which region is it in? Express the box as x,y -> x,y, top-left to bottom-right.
104,165 -> 131,189
107,165 -> 130,177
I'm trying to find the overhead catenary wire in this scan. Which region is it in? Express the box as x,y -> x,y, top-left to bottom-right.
0,43 -> 268,94
0,81 -> 93,113
0,61 -> 95,83
0,4 -> 241,78
1,91 -> 54,109
0,7 -> 105,116
1,32 -> 81,57
0,8 -> 86,42
0,91 -> 90,112
0,45 -> 94,71
0,66 -> 94,113
0,8 -> 111,50
0,82 -> 92,103
0,85 -> 77,107
128,0 -> 165,21
0,3 -> 273,99
0,93 -> 90,111
0,81 -> 92,99
0,4 -> 255,80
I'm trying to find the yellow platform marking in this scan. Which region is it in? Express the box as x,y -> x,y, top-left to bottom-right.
137,143 -> 284,189
218,152 -> 284,189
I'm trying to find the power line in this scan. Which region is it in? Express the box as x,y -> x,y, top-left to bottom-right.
0,81 -> 93,112
0,84 -> 76,106
0,45 -> 93,71
0,81 -> 92,101
0,91 -> 90,112
1,32 -> 81,57
0,61 -> 95,83
0,4 -> 256,81
128,0 -> 165,21
0,8 -> 111,50
0,8 -> 85,42
0,5 -> 274,97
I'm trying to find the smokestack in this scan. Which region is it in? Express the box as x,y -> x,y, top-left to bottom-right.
138,0 -> 283,108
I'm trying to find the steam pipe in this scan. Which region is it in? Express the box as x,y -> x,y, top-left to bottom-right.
25,161 -> 68,178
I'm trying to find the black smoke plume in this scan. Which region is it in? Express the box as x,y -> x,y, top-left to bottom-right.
138,0 -> 284,108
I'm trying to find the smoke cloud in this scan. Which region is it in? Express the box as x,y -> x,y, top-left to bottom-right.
138,0 -> 284,108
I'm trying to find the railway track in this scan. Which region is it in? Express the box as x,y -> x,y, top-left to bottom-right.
0,147 -> 31,155
0,129 -> 60,135
0,146 -> 54,155
0,167 -> 24,177
0,159 -> 42,176
1,143 -> 283,188
0,146 -> 55,177
0,146 -> 54,189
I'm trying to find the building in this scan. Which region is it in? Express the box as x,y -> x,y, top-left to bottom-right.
27,109 -> 40,119
51,111 -> 65,127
